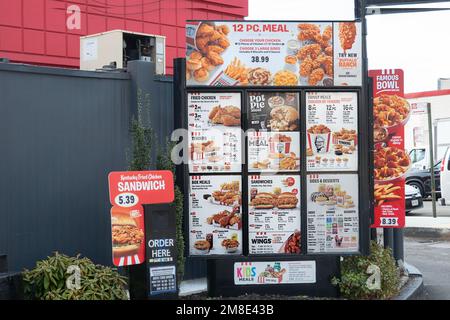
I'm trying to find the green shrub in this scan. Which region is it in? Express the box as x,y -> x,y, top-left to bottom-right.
23,253 -> 128,300
332,241 -> 400,299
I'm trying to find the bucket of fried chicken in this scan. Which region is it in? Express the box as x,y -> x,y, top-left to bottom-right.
307,124 -> 331,154
269,134 -> 292,155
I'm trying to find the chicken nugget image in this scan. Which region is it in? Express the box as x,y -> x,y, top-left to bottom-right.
207,45 -> 225,54
186,58 -> 202,71
197,23 -> 215,37
308,68 -> 325,85
218,37 -> 230,48
200,57 -> 215,71
207,51 -> 224,66
190,50 -> 203,60
299,57 -> 314,77
194,68 -> 209,82
216,24 -> 230,35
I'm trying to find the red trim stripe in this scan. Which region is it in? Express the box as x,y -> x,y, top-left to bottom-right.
405,89 -> 450,99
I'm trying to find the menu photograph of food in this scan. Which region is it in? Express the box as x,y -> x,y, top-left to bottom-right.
248,92 -> 300,132
110,205 -> 145,267
248,132 -> 300,172
188,92 -> 242,173
248,175 -> 301,255
333,22 -> 362,86
307,174 -> 359,253
189,175 -> 242,256
186,21 -> 362,87
306,92 -> 358,171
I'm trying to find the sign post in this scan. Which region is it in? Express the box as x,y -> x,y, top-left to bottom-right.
108,170 -> 176,299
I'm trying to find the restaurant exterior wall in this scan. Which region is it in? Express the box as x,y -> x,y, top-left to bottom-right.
0,0 -> 248,74
0,61 -> 206,279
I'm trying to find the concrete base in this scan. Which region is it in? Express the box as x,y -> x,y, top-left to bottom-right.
392,263 -> 424,300
179,278 -> 207,297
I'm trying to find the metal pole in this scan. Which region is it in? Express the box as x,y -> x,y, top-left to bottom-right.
383,228 -> 394,251
393,228 -> 404,262
427,103 -> 437,218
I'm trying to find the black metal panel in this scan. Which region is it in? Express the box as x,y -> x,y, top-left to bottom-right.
127,61 -> 175,166
0,63 -> 132,271
207,255 -> 340,298
0,61 -> 205,280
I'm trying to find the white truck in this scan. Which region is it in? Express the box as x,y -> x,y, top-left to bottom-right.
408,117 -> 450,170
405,90 -> 450,170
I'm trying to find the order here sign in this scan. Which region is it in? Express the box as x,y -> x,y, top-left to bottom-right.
108,170 -> 175,207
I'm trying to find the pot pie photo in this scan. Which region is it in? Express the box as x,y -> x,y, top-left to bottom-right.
269,106 -> 299,131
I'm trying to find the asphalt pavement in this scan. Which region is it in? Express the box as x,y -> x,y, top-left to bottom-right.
408,200 -> 450,217
405,237 -> 450,299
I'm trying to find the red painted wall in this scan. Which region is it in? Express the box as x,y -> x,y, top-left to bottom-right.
0,0 -> 248,74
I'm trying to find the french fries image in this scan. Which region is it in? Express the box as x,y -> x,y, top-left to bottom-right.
374,183 -> 401,206
224,58 -> 248,85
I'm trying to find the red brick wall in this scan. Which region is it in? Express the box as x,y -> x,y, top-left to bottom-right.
0,0 -> 248,74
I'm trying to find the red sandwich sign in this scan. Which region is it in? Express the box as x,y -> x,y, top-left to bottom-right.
108,170 -> 175,207
108,170 -> 175,266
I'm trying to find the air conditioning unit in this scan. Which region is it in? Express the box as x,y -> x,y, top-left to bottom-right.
80,30 -> 166,74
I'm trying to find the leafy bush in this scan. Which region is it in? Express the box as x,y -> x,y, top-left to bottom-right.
23,253 -> 128,300
332,241 -> 400,299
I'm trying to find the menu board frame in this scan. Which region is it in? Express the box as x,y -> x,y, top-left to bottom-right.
176,20 -> 372,260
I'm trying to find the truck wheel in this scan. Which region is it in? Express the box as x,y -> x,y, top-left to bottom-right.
408,182 -> 424,198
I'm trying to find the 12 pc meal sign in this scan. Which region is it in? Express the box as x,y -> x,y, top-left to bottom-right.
186,21 -> 362,87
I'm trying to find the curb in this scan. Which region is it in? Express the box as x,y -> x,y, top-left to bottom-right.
179,278 -> 207,297
392,263 -> 423,300
404,227 -> 450,240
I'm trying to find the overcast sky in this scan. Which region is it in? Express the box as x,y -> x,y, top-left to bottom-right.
247,0 -> 450,93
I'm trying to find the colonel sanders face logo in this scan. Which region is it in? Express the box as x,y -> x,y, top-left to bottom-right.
314,136 -> 325,153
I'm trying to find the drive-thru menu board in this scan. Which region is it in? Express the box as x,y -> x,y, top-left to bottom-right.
188,92 -> 242,173
306,92 -> 358,171
186,21 -> 362,87
307,174 -> 359,253
189,175 -> 242,256
184,20 -> 368,259
248,175 -> 301,255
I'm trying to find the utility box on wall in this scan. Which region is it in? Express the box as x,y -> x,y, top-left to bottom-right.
80,30 -> 166,74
